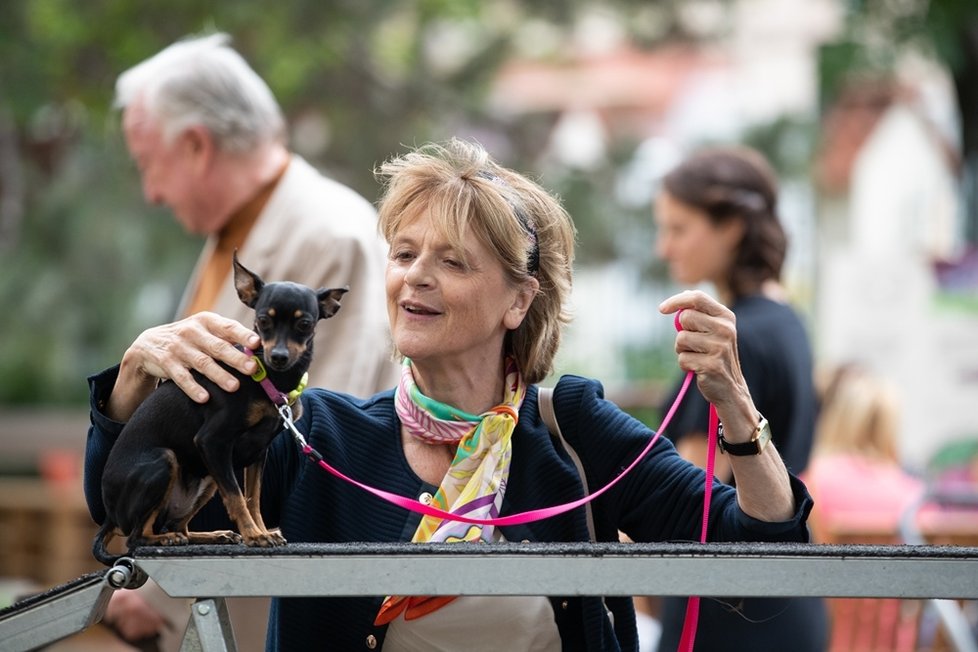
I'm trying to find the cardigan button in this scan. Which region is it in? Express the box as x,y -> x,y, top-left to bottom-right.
365,634 -> 378,649
561,599 -> 569,610
419,492 -> 433,505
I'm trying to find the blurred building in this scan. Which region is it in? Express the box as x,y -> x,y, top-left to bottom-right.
488,0 -> 976,467
814,76 -> 976,468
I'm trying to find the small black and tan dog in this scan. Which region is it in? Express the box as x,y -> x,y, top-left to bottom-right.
92,254 -> 347,565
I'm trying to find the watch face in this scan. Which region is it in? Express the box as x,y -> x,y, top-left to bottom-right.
756,419 -> 772,451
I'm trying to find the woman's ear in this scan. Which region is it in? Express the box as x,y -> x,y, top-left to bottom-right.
504,277 -> 540,330
720,215 -> 747,250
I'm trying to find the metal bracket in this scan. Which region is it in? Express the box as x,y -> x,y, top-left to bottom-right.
179,598 -> 238,652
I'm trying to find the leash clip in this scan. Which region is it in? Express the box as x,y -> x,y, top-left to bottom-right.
277,403 -> 308,448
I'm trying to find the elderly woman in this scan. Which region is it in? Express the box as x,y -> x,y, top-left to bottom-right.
85,139 -> 813,652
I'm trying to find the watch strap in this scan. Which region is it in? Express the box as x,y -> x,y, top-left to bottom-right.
717,415 -> 770,456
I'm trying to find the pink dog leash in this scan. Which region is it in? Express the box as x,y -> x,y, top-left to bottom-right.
279,370 -> 692,527
277,309 -> 717,648
277,308 -> 716,528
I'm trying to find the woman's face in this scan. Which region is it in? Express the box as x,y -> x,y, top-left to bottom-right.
386,208 -> 535,374
653,190 -> 742,287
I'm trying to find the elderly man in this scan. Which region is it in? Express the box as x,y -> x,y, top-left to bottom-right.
100,32 -> 397,650
115,32 -> 395,395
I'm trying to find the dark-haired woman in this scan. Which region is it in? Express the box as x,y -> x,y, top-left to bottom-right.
653,147 -> 828,652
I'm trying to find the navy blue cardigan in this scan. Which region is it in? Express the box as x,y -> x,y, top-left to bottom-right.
85,367 -> 813,651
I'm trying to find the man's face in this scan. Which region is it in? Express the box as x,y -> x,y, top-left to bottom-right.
122,100 -> 212,234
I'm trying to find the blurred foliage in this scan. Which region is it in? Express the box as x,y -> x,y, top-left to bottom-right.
0,0 -> 673,406
1,0 -> 976,406
818,0 -> 978,240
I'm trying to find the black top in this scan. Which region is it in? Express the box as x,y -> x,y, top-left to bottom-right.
658,294 -> 826,652
85,367 -> 815,651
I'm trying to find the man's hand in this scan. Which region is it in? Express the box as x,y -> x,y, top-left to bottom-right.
102,589 -> 173,644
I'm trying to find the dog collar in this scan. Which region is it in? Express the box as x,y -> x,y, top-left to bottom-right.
246,350 -> 308,407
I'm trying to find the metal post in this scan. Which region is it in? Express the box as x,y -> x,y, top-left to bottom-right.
180,597 -> 237,652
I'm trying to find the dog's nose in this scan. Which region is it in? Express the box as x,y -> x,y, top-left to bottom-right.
270,347 -> 290,368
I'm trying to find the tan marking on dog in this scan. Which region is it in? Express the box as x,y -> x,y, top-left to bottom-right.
267,307 -> 276,317
247,402 -> 275,428
245,463 -> 265,528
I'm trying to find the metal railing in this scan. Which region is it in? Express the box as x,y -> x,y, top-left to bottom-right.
2,541 -> 977,652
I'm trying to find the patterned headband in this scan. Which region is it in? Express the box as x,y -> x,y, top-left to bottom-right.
475,170 -> 539,274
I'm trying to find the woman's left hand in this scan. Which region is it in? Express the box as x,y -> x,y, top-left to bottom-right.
659,290 -> 750,414
659,290 -> 795,521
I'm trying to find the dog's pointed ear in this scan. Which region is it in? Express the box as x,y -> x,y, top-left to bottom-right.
233,251 -> 264,308
317,286 -> 348,320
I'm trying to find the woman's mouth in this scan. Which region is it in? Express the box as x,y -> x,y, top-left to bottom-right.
401,301 -> 440,316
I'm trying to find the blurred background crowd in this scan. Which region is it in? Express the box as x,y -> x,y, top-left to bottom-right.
1,0 -> 977,649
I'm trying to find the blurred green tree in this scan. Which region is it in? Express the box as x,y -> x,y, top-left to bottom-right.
0,0 -> 662,405
818,0 -> 978,242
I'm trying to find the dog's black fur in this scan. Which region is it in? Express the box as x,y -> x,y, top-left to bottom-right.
92,254 -> 347,565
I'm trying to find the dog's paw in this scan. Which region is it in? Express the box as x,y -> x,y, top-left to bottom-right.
266,528 -> 287,546
156,532 -> 190,546
244,529 -> 287,548
185,530 -> 242,545
214,530 -> 243,545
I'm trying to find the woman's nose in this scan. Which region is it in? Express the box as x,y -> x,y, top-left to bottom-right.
404,256 -> 432,286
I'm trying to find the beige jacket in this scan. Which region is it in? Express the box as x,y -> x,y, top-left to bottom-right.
176,155 -> 398,397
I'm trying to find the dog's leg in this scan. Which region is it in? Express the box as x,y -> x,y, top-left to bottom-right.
177,477 -> 243,546
127,450 -> 191,549
244,452 -> 286,545
127,456 -> 240,548
196,421 -> 280,547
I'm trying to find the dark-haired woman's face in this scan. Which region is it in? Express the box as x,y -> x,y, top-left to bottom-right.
654,191 -> 742,287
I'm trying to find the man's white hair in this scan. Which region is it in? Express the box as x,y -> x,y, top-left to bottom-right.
115,33 -> 286,152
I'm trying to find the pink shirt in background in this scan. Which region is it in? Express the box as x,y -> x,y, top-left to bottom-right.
803,454 -> 925,539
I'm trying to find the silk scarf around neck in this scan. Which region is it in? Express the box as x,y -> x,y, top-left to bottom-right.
375,356 -> 527,625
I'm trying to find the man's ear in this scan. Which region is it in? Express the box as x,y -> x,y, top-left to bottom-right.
317,286 -> 349,320
181,126 -> 214,170
233,251 -> 264,308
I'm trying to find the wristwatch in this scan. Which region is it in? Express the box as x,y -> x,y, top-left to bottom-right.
717,415 -> 771,456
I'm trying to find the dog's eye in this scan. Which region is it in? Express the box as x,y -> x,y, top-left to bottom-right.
256,316 -> 272,331
296,318 -> 314,334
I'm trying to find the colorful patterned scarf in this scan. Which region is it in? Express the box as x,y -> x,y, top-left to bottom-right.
374,356 -> 527,625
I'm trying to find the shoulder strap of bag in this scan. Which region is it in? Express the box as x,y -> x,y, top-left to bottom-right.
538,386 -> 596,542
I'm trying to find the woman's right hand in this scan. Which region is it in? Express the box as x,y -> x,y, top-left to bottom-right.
106,312 -> 260,421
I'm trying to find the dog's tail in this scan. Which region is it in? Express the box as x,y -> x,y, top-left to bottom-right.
92,521 -> 122,567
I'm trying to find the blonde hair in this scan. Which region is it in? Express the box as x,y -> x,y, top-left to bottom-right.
375,139 -> 576,384
814,364 -> 901,462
